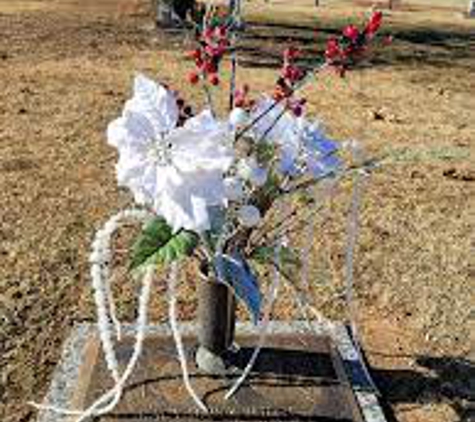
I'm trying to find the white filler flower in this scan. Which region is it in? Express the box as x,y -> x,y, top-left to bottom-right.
237,158 -> 268,187
223,177 -> 245,202
237,205 -> 261,227
229,107 -> 249,129
108,74 -> 234,232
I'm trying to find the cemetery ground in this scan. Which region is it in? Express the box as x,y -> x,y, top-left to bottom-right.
0,0 -> 474,421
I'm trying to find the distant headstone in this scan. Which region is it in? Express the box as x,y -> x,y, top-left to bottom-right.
469,0 -> 475,18
388,0 -> 401,10
156,0 -> 174,26
155,0 -> 194,27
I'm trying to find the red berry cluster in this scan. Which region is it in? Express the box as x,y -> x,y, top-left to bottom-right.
287,97 -> 307,117
187,25 -> 230,86
273,47 -> 307,116
325,11 -> 384,76
365,11 -> 383,38
234,84 -> 255,109
273,47 -> 306,101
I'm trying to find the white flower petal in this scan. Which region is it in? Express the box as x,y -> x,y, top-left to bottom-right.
116,153 -> 147,188
170,125 -> 234,173
190,195 -> 211,233
153,169 -> 227,232
123,110 -> 157,146
184,109 -> 217,132
156,190 -> 191,233
107,116 -> 127,148
128,73 -> 179,136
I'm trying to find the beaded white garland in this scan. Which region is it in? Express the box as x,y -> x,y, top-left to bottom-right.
31,208 -> 155,420
89,209 -> 154,382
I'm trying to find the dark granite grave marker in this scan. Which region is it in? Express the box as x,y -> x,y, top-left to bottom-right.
37,322 -> 387,422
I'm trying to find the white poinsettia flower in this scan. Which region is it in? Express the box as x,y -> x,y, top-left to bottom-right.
250,96 -> 295,144
107,74 -> 234,232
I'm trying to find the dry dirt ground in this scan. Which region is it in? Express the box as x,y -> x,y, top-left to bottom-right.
0,1 -> 474,422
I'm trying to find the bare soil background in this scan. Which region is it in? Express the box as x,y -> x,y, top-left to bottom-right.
0,1 -> 474,422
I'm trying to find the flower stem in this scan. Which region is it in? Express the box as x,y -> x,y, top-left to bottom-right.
228,0 -> 242,111
235,62 -> 326,141
257,107 -> 288,144
203,84 -> 215,117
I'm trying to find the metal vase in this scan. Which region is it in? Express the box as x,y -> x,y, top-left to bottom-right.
196,277 -> 236,373
198,278 -> 236,354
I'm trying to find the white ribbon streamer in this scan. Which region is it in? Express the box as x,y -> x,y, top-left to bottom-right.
225,202 -> 284,400
168,262 -> 209,413
30,264 -> 155,420
344,169 -> 380,395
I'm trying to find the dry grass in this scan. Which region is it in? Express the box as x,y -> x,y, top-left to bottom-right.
0,1 -> 474,422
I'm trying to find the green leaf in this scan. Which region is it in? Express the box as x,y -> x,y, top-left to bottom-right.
130,217 -> 199,270
255,142 -> 276,164
130,218 -> 171,270
148,229 -> 199,265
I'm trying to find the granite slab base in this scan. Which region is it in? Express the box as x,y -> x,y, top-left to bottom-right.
37,321 -> 387,422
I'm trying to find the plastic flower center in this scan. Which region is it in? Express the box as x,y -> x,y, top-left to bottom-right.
147,138 -> 173,167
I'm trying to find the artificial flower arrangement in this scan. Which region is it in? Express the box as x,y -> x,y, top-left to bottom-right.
34,6 -> 387,421
106,7 -> 385,309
